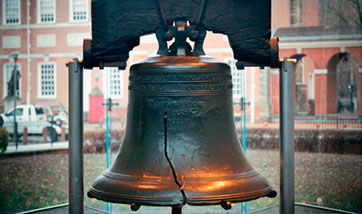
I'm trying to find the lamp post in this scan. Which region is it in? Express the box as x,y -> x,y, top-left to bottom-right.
10,52 -> 19,149
348,84 -> 354,113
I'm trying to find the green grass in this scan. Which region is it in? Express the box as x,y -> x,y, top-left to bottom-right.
0,151 -> 361,213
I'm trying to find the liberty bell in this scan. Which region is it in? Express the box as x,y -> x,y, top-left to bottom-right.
87,18 -> 276,211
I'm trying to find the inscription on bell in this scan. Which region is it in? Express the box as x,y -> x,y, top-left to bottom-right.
129,83 -> 229,92
130,73 -> 230,82
147,99 -> 205,124
147,99 -> 204,108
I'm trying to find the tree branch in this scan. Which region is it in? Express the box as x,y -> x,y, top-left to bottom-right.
320,0 -> 349,24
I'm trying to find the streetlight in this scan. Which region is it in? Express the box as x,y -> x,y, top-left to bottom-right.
9,52 -> 19,149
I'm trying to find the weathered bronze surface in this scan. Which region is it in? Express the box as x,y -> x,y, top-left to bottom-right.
88,55 -> 276,207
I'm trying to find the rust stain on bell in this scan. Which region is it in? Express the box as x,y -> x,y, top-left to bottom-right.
87,55 -> 276,207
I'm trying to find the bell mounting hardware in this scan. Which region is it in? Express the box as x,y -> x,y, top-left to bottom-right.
83,0 -> 279,69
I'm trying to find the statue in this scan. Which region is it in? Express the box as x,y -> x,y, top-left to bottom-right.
7,68 -> 21,97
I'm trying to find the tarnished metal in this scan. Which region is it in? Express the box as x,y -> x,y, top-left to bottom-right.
67,59 -> 84,214
88,55 -> 276,207
280,58 -> 295,214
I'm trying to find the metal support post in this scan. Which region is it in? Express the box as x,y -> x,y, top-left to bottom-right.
67,58 -> 84,214
13,75 -> 18,149
279,58 -> 295,214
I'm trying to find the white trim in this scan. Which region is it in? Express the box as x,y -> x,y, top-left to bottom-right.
340,46 -> 345,53
278,34 -> 362,41
43,55 -> 50,62
37,62 -> 57,99
26,0 -> 31,104
243,67 -> 248,100
314,69 -> 328,74
36,34 -> 56,47
225,57 -> 242,98
279,40 -> 362,49
2,62 -> 22,99
69,0 -> 89,22
103,67 -> 124,100
2,0 -> 21,25
83,69 -> 91,111
296,47 -> 302,54
0,21 -> 91,30
37,0 -> 56,24
66,32 -> 91,46
2,35 -> 21,48
250,67 -> 256,123
0,52 -> 82,59
359,68 -> 362,73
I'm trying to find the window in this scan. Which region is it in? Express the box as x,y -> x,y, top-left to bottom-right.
290,0 -> 303,26
15,108 -> 23,116
70,0 -> 88,21
104,67 -> 123,99
3,0 -> 20,24
227,59 -> 242,97
38,63 -> 56,98
38,0 -> 56,23
6,107 -> 23,116
35,107 -> 45,115
3,63 -> 21,98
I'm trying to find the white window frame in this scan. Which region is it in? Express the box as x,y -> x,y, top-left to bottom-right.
3,62 -> 22,98
37,0 -> 56,23
37,62 -> 57,99
69,0 -> 88,22
2,0 -> 21,25
226,58 -> 243,99
103,67 -> 124,100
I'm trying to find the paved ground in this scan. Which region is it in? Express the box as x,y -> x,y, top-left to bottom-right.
3,141 -> 68,155
18,203 -> 357,214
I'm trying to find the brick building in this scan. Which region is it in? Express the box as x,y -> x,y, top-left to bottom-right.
0,0 -> 361,123
0,0 -> 92,113
272,0 -> 362,118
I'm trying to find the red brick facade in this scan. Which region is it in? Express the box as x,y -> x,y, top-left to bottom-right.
1,0 -> 361,121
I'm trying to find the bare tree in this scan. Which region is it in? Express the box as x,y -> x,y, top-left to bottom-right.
319,0 -> 362,26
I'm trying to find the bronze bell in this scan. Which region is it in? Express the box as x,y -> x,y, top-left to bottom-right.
87,55 -> 276,209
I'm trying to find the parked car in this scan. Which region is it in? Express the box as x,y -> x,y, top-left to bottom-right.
53,102 -> 69,126
0,104 -> 68,142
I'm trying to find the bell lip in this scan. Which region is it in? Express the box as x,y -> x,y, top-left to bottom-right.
87,186 -> 276,206
87,186 -> 184,206
185,186 -> 275,204
102,169 -> 260,182
88,169 -> 276,206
